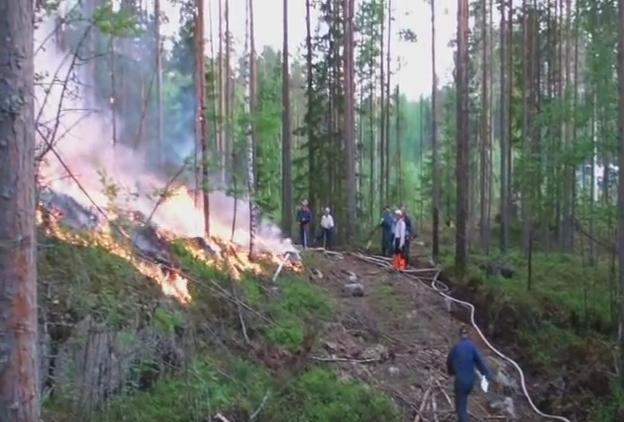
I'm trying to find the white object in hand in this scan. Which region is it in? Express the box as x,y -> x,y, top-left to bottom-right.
480,375 -> 489,393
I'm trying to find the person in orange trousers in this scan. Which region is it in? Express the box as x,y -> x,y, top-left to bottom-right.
392,209 -> 407,270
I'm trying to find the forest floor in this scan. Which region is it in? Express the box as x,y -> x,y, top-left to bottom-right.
303,247 -> 538,421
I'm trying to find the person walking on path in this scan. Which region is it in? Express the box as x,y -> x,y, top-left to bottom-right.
446,326 -> 492,422
296,200 -> 312,248
380,206 -> 394,256
320,207 -> 335,249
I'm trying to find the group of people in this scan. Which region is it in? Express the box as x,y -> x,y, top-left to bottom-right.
380,206 -> 415,269
296,200 -> 335,249
296,202 -> 493,421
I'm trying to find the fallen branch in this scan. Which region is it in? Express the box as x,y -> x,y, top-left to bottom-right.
271,252 -> 291,282
311,355 -> 379,364
214,413 -> 232,422
249,391 -> 270,421
414,387 -> 432,422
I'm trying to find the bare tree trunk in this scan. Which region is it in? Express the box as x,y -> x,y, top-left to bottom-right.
281,0 -> 293,237
617,0 -> 624,385
506,0 -> 513,244
154,0 -> 163,167
0,2 -> 39,420
379,0 -> 385,206
455,0 -> 470,274
247,0 -> 258,256
343,0 -> 357,242
479,0 -> 490,252
195,0 -> 210,237
431,0 -> 440,262
384,0 -> 392,200
499,0 -> 509,253
218,0 -> 225,183
305,0 -> 315,208
225,0 -> 232,186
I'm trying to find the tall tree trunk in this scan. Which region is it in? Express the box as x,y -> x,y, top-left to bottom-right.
521,0 -> 531,254
480,0 -> 490,252
218,0 -> 225,182
455,0 -> 470,274
379,0 -> 385,206
506,0 -> 513,243
305,0 -> 315,209
499,0 -> 509,253
154,0 -> 163,167
343,0 -> 357,242
617,0 -> 624,385
281,0 -> 293,237
225,0 -> 232,185
195,0 -> 210,237
431,0 -> 440,261
0,2 -> 39,420
248,0 -> 258,256
384,0 -> 392,200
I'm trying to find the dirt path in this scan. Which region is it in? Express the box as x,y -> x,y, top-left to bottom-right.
303,249 -> 540,422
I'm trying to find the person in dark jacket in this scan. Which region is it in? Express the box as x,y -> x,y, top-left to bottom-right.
446,326 -> 492,422
379,206 -> 394,256
400,206 -> 414,265
296,200 -> 312,248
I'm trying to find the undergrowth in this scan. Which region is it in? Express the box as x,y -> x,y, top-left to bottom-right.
439,246 -> 620,420
38,234 -> 162,328
94,356 -> 399,422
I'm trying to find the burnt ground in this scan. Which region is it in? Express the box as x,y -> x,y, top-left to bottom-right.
302,248 -> 542,422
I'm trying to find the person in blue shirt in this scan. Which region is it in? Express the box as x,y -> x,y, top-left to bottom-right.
379,206 -> 394,256
296,200 -> 312,248
446,326 -> 492,422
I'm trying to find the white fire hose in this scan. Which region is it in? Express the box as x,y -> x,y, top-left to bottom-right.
348,252 -> 571,422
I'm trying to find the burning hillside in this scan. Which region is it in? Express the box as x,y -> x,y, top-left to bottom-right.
33,10 -> 300,305
38,187 -> 301,304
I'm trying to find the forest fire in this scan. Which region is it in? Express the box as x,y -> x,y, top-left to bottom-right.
37,186 -> 301,304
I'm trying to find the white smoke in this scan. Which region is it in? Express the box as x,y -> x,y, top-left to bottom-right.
35,8 -> 295,255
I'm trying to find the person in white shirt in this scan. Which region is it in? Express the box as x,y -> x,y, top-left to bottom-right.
393,209 -> 407,269
320,207 -> 335,249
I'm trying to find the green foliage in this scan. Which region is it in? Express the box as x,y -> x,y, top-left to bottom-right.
94,356 -> 399,422
284,368 -> 400,422
265,276 -> 333,350
93,4 -> 141,36
38,235 -> 162,327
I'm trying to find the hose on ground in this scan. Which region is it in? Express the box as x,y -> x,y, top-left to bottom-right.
341,251 -> 571,422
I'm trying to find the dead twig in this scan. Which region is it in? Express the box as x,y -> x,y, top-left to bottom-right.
311,355 -> 379,364
214,413 -> 232,422
414,387 -> 432,422
249,391 -> 270,421
143,161 -> 188,228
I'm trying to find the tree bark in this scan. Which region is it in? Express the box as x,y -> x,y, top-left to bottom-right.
384,0 -> 392,200
499,0 -> 509,253
154,0 -> 163,168
305,0 -> 315,209
431,0 -> 440,262
195,0 -> 210,237
379,0 -> 385,206
218,0 -> 225,182
0,1 -> 39,420
248,0 -> 258,257
455,0 -> 470,274
343,0 -> 357,242
479,0 -> 490,252
281,0 -> 293,237
617,0 -> 624,386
